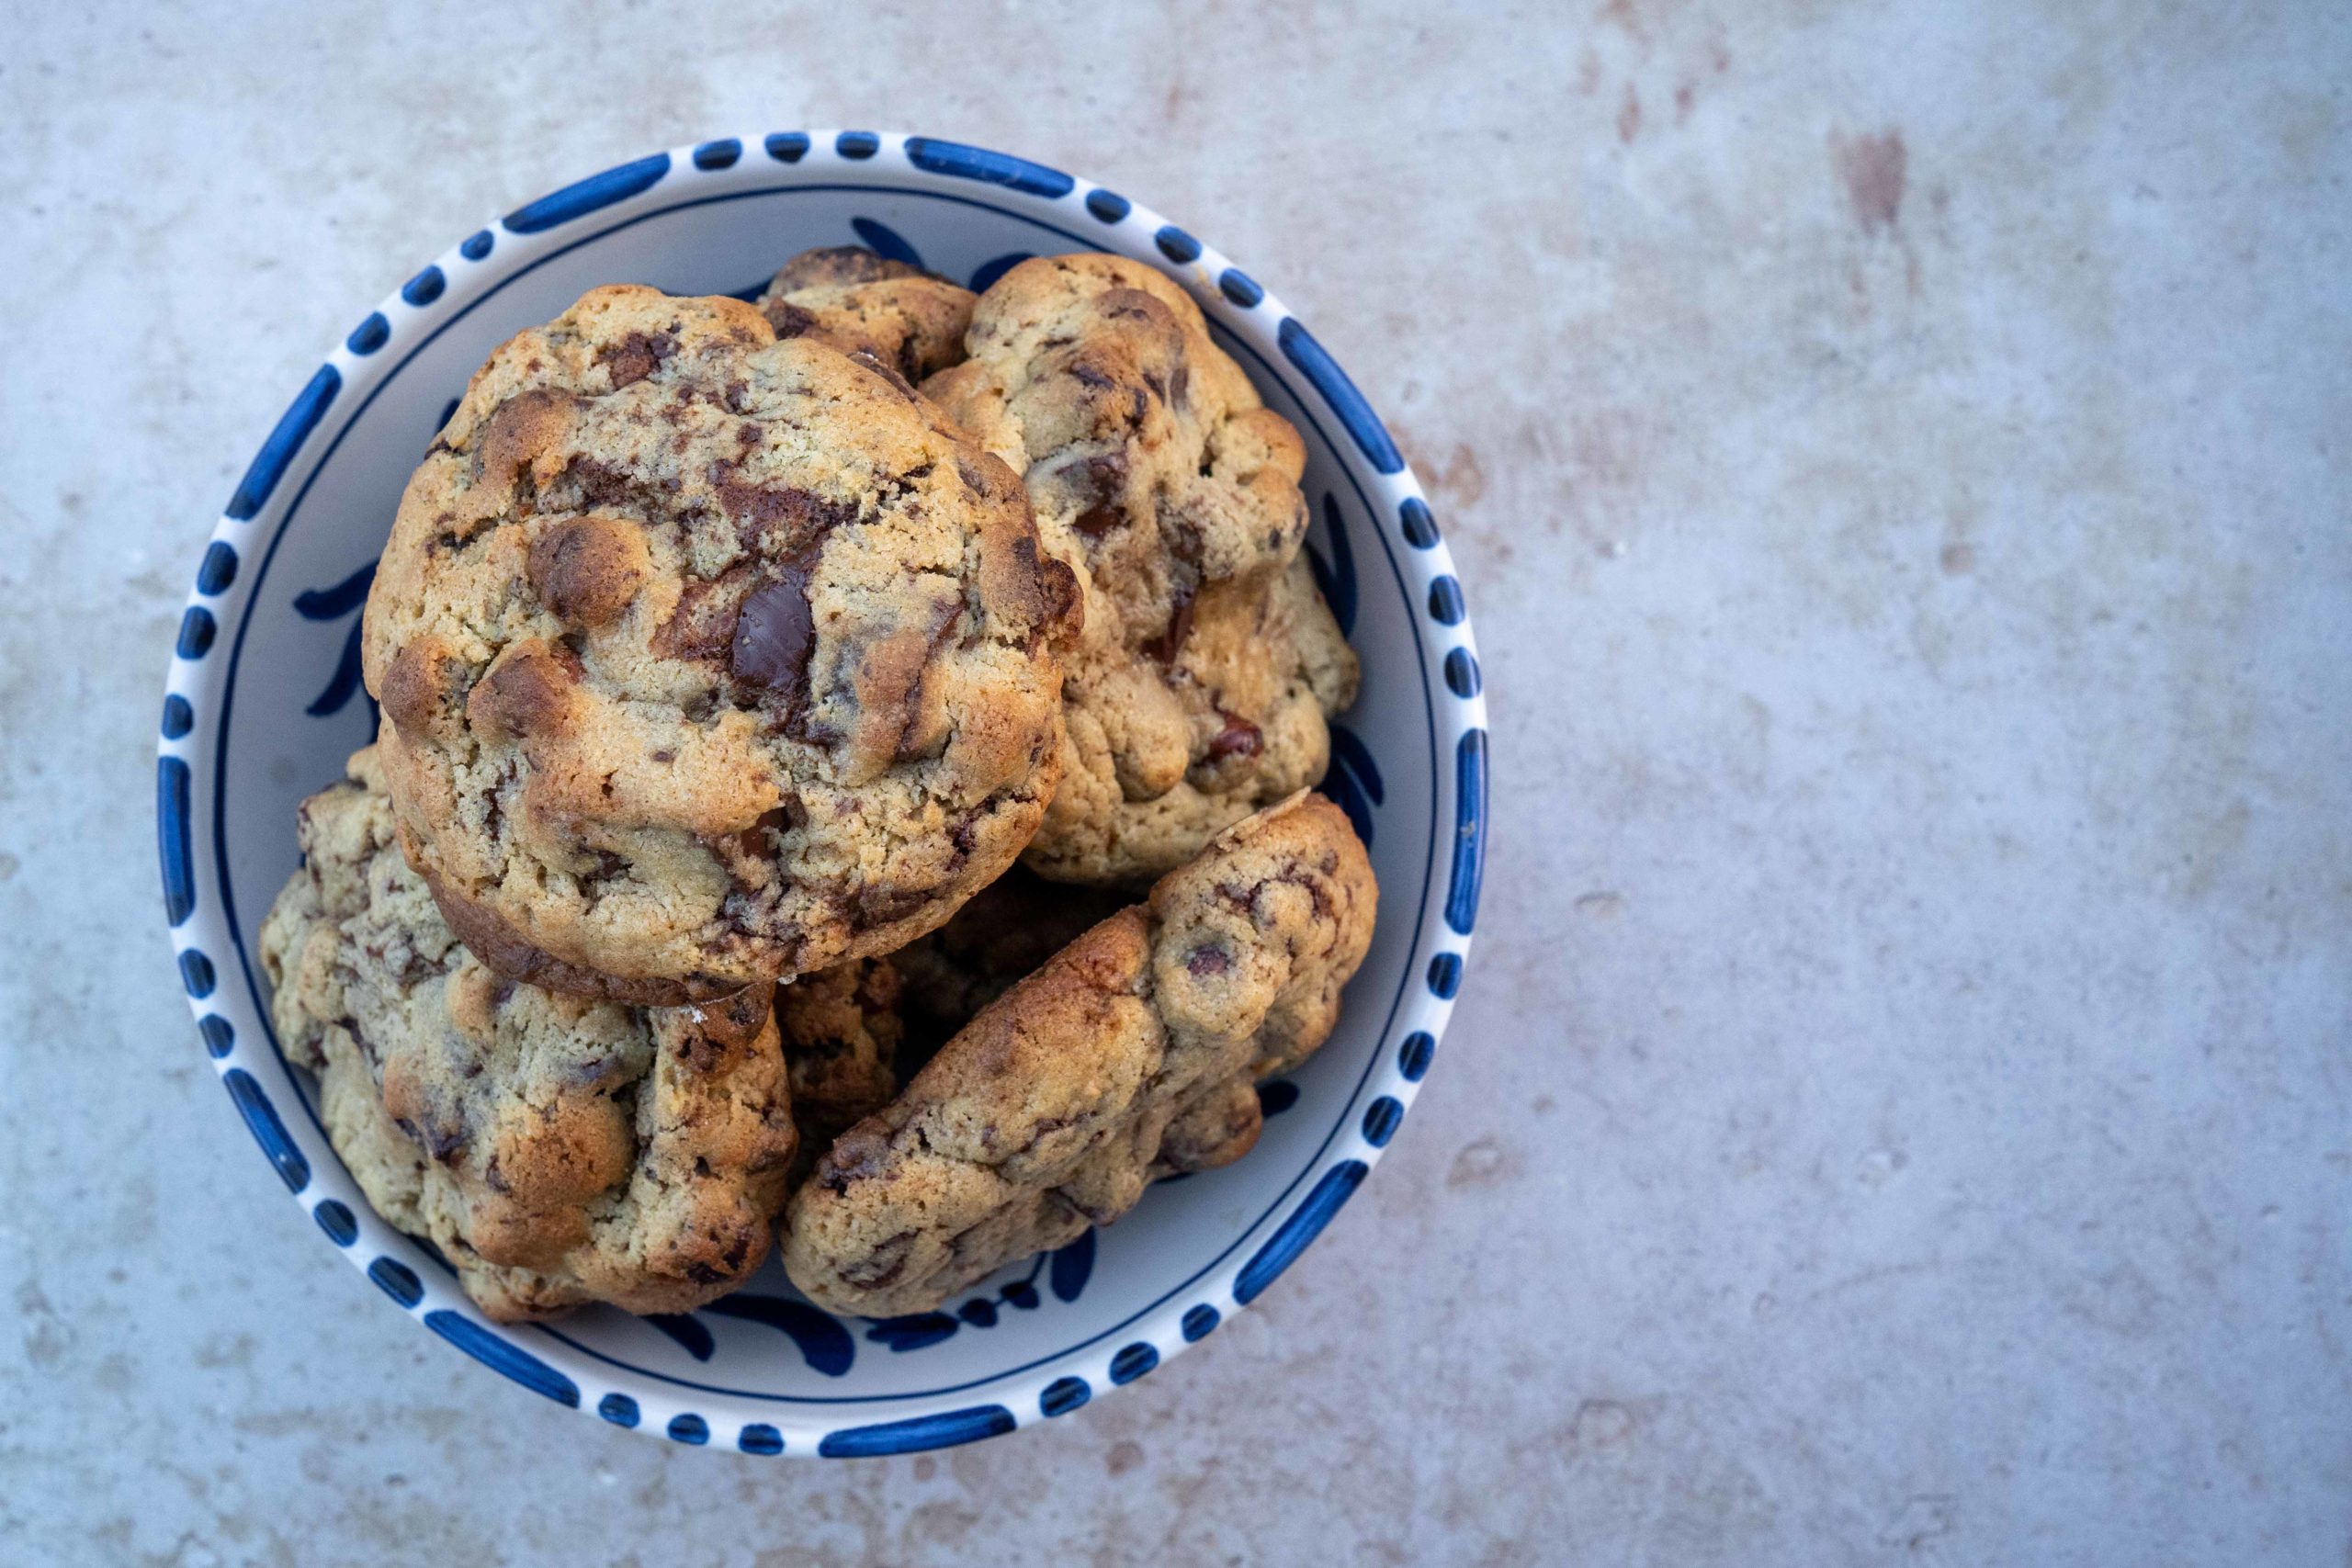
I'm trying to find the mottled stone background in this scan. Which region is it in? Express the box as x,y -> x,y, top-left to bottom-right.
4,2 -> 2346,1563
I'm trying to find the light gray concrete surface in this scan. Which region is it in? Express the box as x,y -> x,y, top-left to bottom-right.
4,2 -> 2347,1562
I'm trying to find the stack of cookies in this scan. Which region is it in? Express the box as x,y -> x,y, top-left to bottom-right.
260,247 -> 1377,1325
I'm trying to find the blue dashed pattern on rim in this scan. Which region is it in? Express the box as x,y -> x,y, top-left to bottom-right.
368,1258 -> 422,1308
346,312 -> 390,355
904,137 -> 1074,198
159,130 -> 1486,1459
1235,1162 -> 1370,1305
313,1200 -> 357,1247
197,542 -> 239,594
819,1406 -> 1018,1458
502,152 -> 672,235
428,1311 -> 581,1409
401,265 -> 445,307
224,365 -> 339,521
178,949 -> 215,998
1109,1343 -> 1160,1384
224,1067 -> 306,1191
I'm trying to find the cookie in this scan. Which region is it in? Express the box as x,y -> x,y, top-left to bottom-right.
756,246 -> 976,384
887,864 -> 1126,1075
923,254 -> 1359,885
259,749 -> 799,1322
780,790 -> 1376,1318
362,284 -> 1081,1002
772,956 -> 904,1176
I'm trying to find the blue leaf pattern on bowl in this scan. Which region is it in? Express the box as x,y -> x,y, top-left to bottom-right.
703,1295 -> 857,1377
1306,492 -> 1359,637
967,251 -> 1032,292
862,1231 -> 1097,1355
294,560 -> 379,718
1047,1227 -> 1095,1303
1322,722 -> 1380,849
849,217 -> 923,271
640,1313 -> 717,1362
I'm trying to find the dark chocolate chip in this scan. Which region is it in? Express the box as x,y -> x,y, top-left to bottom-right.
767,301 -> 820,339
1143,581 -> 1196,665
1062,452 -> 1128,539
599,330 -> 678,389
1206,712 -> 1262,761
730,558 -> 817,708
712,477 -> 857,547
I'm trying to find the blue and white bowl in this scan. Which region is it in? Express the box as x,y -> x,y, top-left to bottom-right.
155,133 -> 1487,1457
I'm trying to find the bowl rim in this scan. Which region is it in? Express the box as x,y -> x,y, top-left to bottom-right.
154,130 -> 1488,1458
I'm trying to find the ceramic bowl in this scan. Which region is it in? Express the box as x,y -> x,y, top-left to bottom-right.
155,132 -> 1487,1457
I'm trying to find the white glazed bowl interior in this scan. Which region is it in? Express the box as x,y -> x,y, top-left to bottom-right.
156,132 -> 1487,1458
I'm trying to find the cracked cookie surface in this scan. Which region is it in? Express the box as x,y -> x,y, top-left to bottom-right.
780,790 -> 1376,1317
923,254 -> 1358,885
756,246 -> 976,384
362,284 -> 1080,1002
260,749 -> 800,1322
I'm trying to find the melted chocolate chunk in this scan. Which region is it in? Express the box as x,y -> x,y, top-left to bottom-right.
767,301 -> 820,339
712,473 -> 859,550
730,557 -> 817,710
854,883 -> 933,928
1185,944 -> 1231,976
1143,580 -> 1196,665
562,456 -> 647,513
599,330 -> 678,389
1206,712 -> 1262,761
717,805 -> 793,868
653,563 -> 751,663
1064,453 -> 1128,539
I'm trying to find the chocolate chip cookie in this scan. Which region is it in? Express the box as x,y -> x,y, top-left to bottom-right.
772,955 -> 904,1176
923,255 -> 1359,885
887,864 -> 1126,1074
780,790 -> 1376,1318
756,246 -> 976,384
260,748 -> 800,1322
362,284 -> 1081,1002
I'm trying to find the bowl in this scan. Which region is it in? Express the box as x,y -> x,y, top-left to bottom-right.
154,131 -> 1487,1457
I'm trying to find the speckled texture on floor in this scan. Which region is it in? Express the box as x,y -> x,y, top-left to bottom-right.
4,3 -> 2347,1563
